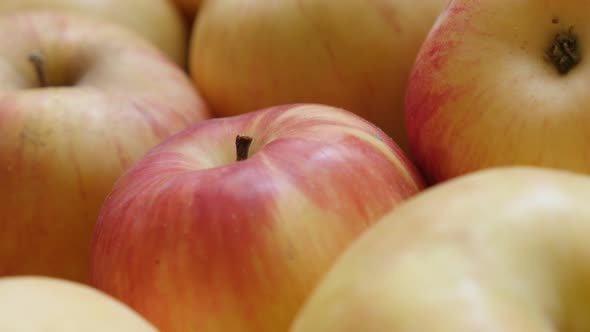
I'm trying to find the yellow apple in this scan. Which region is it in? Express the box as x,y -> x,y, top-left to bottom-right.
189,0 -> 448,152
0,276 -> 157,331
291,166 -> 590,331
0,0 -> 187,66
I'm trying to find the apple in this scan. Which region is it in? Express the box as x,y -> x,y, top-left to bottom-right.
89,103 -> 426,332
0,276 -> 157,331
0,0 -> 188,66
291,166 -> 590,331
189,0 -> 448,152
406,0 -> 590,184
0,12 -> 210,283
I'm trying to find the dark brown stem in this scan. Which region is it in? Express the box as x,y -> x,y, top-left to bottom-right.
28,51 -> 47,87
544,25 -> 581,75
236,135 -> 253,161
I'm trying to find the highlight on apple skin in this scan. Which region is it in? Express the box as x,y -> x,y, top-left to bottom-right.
89,103 -> 426,332
405,0 -> 590,184
290,166 -> 590,332
0,12 -> 210,283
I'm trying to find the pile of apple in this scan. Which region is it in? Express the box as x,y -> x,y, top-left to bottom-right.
2,0 -> 590,331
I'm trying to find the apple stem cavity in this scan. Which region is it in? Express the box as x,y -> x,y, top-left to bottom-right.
28,51 -> 48,87
235,135 -> 253,161
544,26 -> 581,75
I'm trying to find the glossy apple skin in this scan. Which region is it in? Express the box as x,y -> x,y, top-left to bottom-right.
291,166 -> 590,331
0,0 -> 187,66
0,12 -> 209,282
89,104 -> 425,332
0,276 -> 157,331
406,0 -> 590,184
189,0 -> 447,152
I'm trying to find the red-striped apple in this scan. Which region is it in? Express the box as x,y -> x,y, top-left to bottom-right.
189,0 -> 448,151
89,104 -> 425,332
406,0 -> 590,183
0,276 -> 157,331
0,0 -> 188,66
290,166 -> 590,331
0,12 -> 209,282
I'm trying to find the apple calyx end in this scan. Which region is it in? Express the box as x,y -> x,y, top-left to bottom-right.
545,26 -> 581,75
236,135 -> 253,161
28,51 -> 47,87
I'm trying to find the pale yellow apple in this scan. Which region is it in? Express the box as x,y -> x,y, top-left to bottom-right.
291,166 -> 590,331
190,0 -> 448,152
0,0 -> 187,66
0,12 -> 209,283
0,276 -> 158,331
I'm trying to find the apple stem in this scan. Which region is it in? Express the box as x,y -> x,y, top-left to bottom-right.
544,26 -> 580,75
236,135 -> 253,161
28,51 -> 47,87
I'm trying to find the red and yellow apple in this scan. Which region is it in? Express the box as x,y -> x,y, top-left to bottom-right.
0,276 -> 157,331
0,12 -> 209,282
0,0 -> 188,66
291,166 -> 590,331
189,0 -> 448,151
89,103 -> 425,332
406,0 -> 590,183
